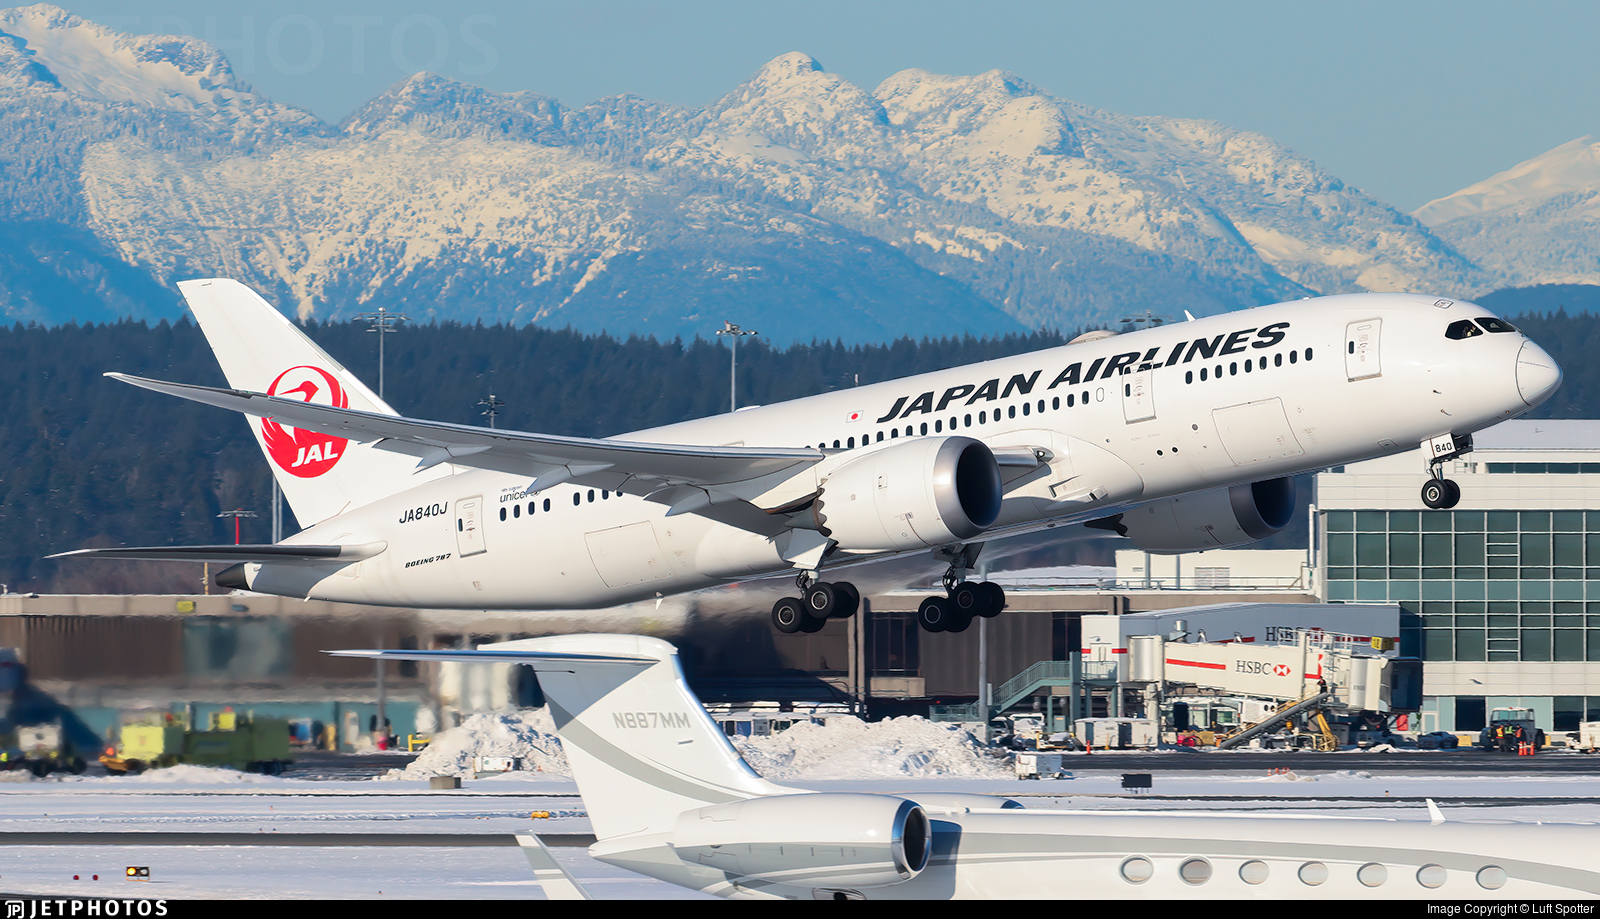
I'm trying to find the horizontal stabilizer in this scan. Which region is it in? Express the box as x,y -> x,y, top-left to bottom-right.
327,647 -> 656,668
515,834 -> 592,900
50,542 -> 386,563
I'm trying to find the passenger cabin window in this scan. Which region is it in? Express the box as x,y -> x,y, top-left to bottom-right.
1446,319 -> 1483,340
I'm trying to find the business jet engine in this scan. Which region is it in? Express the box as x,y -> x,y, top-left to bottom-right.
669,793 -> 931,889
1090,477 -> 1296,554
813,436 -> 1002,551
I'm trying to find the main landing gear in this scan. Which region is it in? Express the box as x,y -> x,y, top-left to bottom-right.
1420,432 -> 1469,510
771,572 -> 860,634
769,544 -> 1009,635
916,580 -> 1005,634
917,543 -> 1007,634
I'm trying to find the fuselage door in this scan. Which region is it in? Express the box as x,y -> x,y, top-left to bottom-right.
1122,368 -> 1155,423
1345,319 -> 1382,381
455,495 -> 486,557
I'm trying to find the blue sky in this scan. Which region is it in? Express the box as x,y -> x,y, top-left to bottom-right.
50,0 -> 1600,212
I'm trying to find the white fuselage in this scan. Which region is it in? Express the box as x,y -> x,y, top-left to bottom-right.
899,809 -> 1600,899
255,292 -> 1551,609
590,808 -> 1600,900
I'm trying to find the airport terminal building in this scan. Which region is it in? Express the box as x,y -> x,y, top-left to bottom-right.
1317,419 -> 1600,734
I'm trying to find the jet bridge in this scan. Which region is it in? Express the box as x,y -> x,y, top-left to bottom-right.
1127,631 -> 1396,712
1125,630 -> 1405,748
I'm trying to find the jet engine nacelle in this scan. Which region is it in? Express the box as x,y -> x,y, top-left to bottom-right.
1094,477 -> 1296,554
670,793 -> 930,889
814,436 -> 1001,551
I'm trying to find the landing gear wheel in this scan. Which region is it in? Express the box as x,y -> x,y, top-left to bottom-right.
772,597 -> 805,634
830,582 -> 860,619
1442,479 -> 1461,508
803,582 -> 838,619
949,581 -> 984,616
944,609 -> 975,633
1421,478 -> 1462,509
798,610 -> 828,633
918,596 -> 953,632
977,581 -> 1006,618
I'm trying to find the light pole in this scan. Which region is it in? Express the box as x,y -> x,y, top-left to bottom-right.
478,393 -> 505,428
217,508 -> 258,546
714,320 -> 759,412
354,305 -> 410,400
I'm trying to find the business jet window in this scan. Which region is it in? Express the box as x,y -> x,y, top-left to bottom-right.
1478,317 -> 1518,333
1446,319 -> 1483,340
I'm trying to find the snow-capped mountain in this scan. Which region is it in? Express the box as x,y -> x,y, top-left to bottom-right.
1416,136 -> 1600,288
0,6 -> 1506,341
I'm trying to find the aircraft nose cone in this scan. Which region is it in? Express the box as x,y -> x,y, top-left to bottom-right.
1516,340 -> 1562,407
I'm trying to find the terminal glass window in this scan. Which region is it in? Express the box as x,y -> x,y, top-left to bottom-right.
1323,509 -> 1600,663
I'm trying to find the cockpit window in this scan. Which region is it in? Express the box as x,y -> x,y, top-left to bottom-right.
1445,319 -> 1483,340
1478,317 -> 1518,333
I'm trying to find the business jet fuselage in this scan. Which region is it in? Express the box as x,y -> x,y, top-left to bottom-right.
66,283 -> 1559,622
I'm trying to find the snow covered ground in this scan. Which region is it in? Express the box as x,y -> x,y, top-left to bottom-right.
1,715 -> 1597,899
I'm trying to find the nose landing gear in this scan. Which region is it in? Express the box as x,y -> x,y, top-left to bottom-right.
1421,476 -> 1461,510
1420,432 -> 1469,510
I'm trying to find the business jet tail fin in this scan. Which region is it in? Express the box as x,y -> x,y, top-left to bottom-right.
174,279 -> 432,526
329,635 -> 796,839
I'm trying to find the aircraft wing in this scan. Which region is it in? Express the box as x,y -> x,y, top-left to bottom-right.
49,543 -> 386,563
108,373 -> 824,536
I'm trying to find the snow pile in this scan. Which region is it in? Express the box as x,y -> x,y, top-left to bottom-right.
380,710 -> 569,781
732,716 -> 1010,780
377,711 -> 1010,782
108,764 -> 278,784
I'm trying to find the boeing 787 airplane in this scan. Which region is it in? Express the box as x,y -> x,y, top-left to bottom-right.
59,280 -> 1559,633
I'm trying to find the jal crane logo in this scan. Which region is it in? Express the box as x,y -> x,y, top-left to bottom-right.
261,366 -> 350,478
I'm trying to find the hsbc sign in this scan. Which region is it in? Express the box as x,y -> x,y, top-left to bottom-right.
1235,660 -> 1295,678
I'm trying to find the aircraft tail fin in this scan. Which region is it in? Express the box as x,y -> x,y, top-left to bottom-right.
176,279 -> 433,526
329,635 -> 797,839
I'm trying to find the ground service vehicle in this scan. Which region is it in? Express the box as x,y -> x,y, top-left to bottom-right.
101,711 -> 292,775
1478,707 -> 1544,752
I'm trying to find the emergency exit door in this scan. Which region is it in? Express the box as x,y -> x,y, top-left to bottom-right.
455,495 -> 486,557
1345,319 -> 1382,381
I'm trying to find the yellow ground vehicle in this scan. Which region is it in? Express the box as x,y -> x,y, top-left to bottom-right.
101,710 -> 293,775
